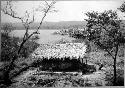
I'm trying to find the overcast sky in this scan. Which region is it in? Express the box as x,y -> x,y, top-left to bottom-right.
1,0 -> 125,23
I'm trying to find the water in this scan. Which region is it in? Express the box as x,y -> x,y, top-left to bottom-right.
10,29 -> 75,44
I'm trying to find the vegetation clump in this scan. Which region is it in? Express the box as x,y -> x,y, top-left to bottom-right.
31,57 -> 96,73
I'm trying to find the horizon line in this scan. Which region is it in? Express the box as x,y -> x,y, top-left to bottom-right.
1,20 -> 87,23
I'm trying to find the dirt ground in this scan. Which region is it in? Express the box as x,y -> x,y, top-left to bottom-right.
12,68 -> 106,88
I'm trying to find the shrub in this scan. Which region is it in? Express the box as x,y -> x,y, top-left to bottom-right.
1,33 -> 20,61
105,68 -> 124,86
1,23 -> 16,36
1,32 -> 39,61
19,40 -> 39,58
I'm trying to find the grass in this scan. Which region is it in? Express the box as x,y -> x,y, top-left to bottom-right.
85,43 -> 124,86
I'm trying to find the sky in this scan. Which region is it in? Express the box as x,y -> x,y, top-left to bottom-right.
1,0 -> 125,23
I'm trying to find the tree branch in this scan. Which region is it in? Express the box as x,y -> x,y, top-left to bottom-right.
36,1 -> 55,31
2,0 -> 56,80
95,41 -> 115,59
105,48 -> 115,59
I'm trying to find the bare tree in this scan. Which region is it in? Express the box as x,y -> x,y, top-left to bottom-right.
1,0 -> 56,86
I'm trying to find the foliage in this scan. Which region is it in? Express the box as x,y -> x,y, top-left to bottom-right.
31,35 -> 40,41
1,1 -> 56,86
68,28 -> 87,39
19,40 -> 39,58
86,49 -> 124,86
1,33 -> 20,61
105,68 -> 124,86
1,23 -> 16,35
118,2 -> 125,13
85,10 -> 124,49
0,33 -> 39,87
1,32 -> 39,61
31,57 -> 96,73
54,28 -> 87,39
85,10 -> 124,86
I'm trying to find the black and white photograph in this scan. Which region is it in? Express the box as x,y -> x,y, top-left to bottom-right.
0,0 -> 125,87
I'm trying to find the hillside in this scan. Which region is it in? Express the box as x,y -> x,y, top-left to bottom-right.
2,21 -> 87,30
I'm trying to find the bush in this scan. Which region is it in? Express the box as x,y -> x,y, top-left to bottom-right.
105,68 -> 124,86
1,32 -> 39,61
1,33 -> 20,61
19,40 -> 39,58
1,23 -> 16,36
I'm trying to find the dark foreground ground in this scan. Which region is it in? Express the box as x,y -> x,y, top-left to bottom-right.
11,69 -> 106,88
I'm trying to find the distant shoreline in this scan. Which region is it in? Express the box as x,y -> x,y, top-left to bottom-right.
1,21 -> 87,30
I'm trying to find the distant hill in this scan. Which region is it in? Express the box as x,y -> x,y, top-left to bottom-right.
2,21 -> 87,30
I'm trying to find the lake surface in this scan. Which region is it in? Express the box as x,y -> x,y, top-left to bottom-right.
10,30 -> 75,44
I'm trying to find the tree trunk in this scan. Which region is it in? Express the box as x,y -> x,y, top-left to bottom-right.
113,57 -> 117,86
81,58 -> 83,64
86,58 -> 87,65
113,45 -> 119,86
